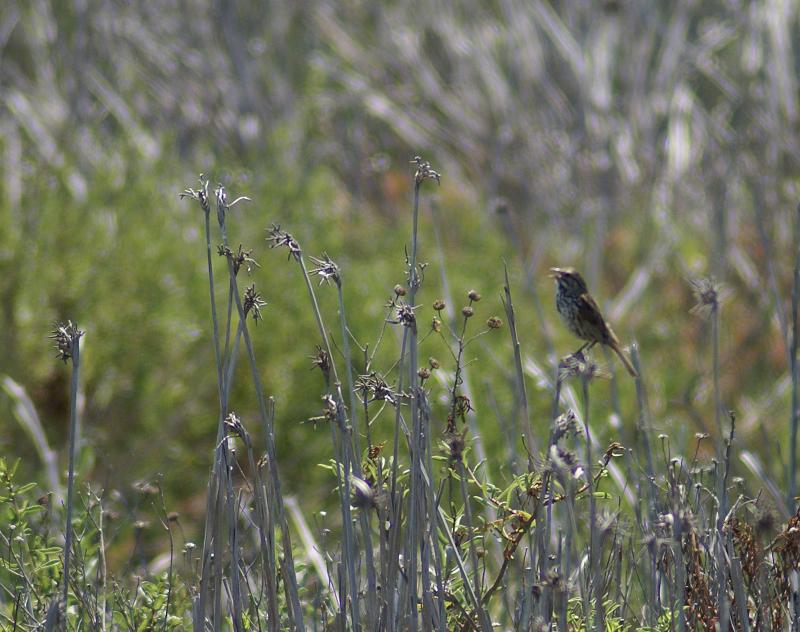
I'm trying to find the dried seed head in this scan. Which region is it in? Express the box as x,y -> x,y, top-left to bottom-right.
305,394 -> 340,427
214,185 -> 250,227
549,445 -> 578,472
223,412 -> 248,443
266,224 -> 302,261
431,317 -> 442,332
410,155 -> 441,185
394,284 -> 407,297
487,316 -> 503,329
180,175 -> 211,215
389,303 -> 417,330
243,285 -> 266,323
310,346 -> 331,377
50,321 -> 83,364
418,367 -> 431,381
429,357 -> 440,369
432,299 -> 446,311
219,244 -> 260,276
468,289 -> 481,302
309,253 -> 341,286
552,409 -> 579,442
689,276 -> 728,319
215,186 -> 227,227
461,306 -> 474,318
368,442 -> 385,460
454,394 -> 474,420
558,350 -> 608,381
322,394 -> 338,421
356,373 -> 400,406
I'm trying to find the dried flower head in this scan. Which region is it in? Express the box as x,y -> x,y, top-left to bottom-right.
309,253 -> 341,287
461,306 -> 474,318
180,175 -> 211,215
432,299 -> 446,311
50,321 -> 84,364
401,252 -> 428,293
552,409 -> 579,442
223,412 -> 246,439
394,284 -> 407,297
356,373 -> 400,406
321,394 -> 338,421
689,276 -> 728,319
410,155 -> 441,186
304,394 -> 339,427
266,224 -> 302,261
218,244 -> 260,276
243,285 -> 266,323
468,290 -> 481,302
558,350 -> 608,382
429,357 -> 440,369
367,442 -> 386,461
431,317 -> 442,332
418,367 -> 431,381
453,394 -> 474,422
388,302 -> 417,331
310,346 -> 331,376
214,184 -> 250,227
549,444 -> 579,474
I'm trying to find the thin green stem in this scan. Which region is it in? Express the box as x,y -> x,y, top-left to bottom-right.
62,336 -> 81,611
223,253 -> 304,629
295,255 -> 359,631
789,203 -> 800,508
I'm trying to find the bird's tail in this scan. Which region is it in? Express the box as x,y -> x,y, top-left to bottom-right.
610,342 -> 638,378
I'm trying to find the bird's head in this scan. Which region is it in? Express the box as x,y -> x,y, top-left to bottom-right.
549,267 -> 589,294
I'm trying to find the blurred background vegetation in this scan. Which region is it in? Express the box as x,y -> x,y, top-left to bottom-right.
1,0 -> 799,563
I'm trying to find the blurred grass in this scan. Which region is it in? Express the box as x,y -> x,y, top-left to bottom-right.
0,0 -> 798,562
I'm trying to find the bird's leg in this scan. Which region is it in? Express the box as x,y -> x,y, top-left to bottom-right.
573,342 -> 593,358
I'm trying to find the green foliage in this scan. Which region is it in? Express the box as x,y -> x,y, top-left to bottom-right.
0,459 -> 61,623
112,575 -> 187,631
565,598 -> 676,631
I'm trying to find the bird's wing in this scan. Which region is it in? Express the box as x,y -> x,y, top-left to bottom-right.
579,292 -> 618,344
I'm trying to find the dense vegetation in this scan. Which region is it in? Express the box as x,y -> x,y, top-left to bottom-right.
1,0 -> 799,628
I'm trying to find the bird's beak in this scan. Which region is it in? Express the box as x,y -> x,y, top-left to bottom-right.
549,268 -> 563,279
